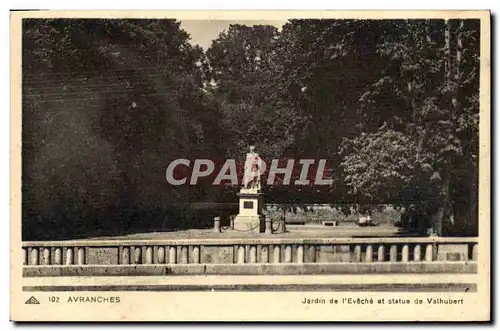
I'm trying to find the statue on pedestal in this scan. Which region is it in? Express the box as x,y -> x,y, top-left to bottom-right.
232,146 -> 266,233
242,145 -> 263,192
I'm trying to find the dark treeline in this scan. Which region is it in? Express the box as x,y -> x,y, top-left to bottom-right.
22,19 -> 479,239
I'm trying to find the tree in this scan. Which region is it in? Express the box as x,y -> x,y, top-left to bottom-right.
340,19 -> 480,236
22,19 -> 218,239
206,24 -> 304,159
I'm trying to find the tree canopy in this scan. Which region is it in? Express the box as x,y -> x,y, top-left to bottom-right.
22,18 -> 480,239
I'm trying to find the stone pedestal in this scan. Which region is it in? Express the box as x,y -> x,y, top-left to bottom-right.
233,191 -> 265,233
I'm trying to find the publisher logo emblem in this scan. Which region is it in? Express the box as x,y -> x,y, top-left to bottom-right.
25,296 -> 40,304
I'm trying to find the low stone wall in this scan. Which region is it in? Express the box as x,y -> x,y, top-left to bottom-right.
24,261 -> 476,277
22,237 -> 478,276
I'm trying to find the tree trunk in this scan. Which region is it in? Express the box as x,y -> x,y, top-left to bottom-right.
454,20 -> 476,235
435,19 -> 454,236
456,20 -> 464,81
469,160 -> 478,235
436,177 -> 450,236
436,20 -> 465,236
445,19 -> 452,82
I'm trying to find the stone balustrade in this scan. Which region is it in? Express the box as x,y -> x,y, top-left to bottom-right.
22,237 -> 478,267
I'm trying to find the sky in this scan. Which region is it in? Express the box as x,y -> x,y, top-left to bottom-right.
180,20 -> 287,50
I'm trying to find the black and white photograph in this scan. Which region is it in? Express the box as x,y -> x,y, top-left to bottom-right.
10,10 -> 491,322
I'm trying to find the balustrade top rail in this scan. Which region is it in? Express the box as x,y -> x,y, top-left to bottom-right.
22,236 -> 478,247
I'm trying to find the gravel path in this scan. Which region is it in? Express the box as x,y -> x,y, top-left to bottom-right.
86,225 -> 405,241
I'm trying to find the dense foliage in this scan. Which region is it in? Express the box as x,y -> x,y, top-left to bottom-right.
22,19 -> 480,239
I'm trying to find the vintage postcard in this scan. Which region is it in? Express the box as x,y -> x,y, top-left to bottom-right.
10,10 -> 490,322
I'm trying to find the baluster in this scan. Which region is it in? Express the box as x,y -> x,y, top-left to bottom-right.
145,247 -> 153,264
191,246 -> 200,264
309,245 -> 317,263
157,247 -> 165,264
401,245 -> 409,262
273,245 -> 281,263
121,247 -> 130,265
237,245 -> 245,264
365,245 -> 373,262
249,246 -> 257,263
42,248 -> 51,265
65,248 -> 73,265
284,245 -> 292,263
425,244 -> 434,261
261,245 -> 269,263
169,246 -> 177,264
141,246 -> 147,264
297,245 -> 304,264
22,248 -> 27,265
389,245 -> 398,262
180,246 -> 188,263
54,248 -> 62,265
353,245 -> 362,262
377,245 -> 386,262
165,246 -> 170,263
414,245 -> 422,262
30,248 -> 39,265
133,247 -> 141,264
77,248 -> 85,265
